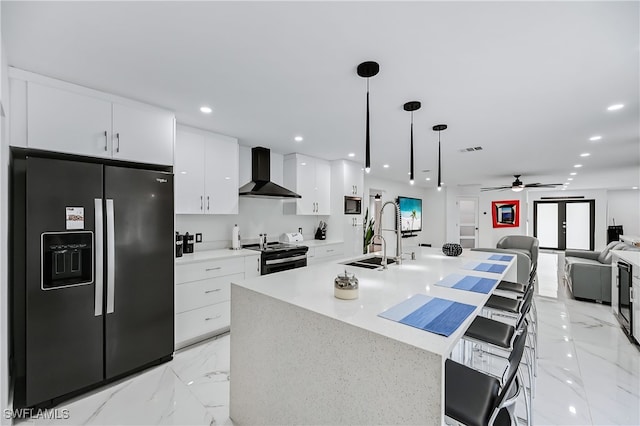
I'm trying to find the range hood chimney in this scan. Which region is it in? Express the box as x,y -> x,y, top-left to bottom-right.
239,147 -> 301,199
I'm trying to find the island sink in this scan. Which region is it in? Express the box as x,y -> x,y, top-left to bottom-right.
342,256 -> 396,269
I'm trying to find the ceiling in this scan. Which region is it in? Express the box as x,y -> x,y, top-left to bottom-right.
3,1 -> 639,191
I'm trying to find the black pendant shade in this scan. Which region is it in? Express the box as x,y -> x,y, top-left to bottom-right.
433,124 -> 448,190
403,101 -> 421,185
357,61 -> 380,174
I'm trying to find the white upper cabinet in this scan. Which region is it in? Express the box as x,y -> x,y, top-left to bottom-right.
204,133 -> 239,214
174,128 -> 206,214
11,69 -> 175,165
342,160 -> 364,197
27,82 -> 113,159
283,153 -> 331,215
112,102 -> 174,165
175,125 -> 239,215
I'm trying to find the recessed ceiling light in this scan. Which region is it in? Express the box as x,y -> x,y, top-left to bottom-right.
294,136 -> 303,142
568,178 -> 573,181
565,182 -> 571,185
200,106 -> 212,114
633,187 -> 639,190
570,172 -> 577,176
607,104 -> 624,111
225,177 -> 230,180
348,153 -> 355,157
426,177 -> 431,181
574,164 -> 582,168
580,153 -> 590,157
383,164 -> 390,168
300,162 -> 307,166
180,171 -> 187,175
589,135 -> 602,141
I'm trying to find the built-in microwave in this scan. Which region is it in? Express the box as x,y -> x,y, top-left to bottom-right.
344,196 -> 362,215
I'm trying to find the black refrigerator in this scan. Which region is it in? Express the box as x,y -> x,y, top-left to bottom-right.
11,149 -> 175,408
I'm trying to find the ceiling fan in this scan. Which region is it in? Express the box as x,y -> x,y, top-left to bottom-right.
481,175 -> 563,192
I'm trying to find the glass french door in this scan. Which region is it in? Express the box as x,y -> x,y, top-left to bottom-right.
458,198 -> 478,248
534,200 -> 595,250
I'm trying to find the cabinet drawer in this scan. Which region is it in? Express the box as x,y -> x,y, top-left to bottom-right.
315,244 -> 344,258
176,257 -> 245,284
175,301 -> 230,346
175,273 -> 240,314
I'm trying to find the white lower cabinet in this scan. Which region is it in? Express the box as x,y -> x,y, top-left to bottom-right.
175,253 -> 260,349
307,243 -> 344,265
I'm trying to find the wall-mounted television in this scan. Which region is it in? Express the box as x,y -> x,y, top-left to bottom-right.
397,196 -> 422,235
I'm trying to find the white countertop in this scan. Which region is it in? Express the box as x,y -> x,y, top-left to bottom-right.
175,248 -> 258,265
232,247 -> 515,357
612,250 -> 640,267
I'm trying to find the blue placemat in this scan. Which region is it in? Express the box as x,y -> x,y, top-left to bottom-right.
488,254 -> 514,262
378,294 -> 476,337
435,273 -> 498,294
462,261 -> 507,274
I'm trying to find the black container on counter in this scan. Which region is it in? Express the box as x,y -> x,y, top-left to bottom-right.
175,232 -> 184,258
183,232 -> 195,254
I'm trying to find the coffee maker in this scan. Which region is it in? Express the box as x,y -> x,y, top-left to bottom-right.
183,232 -> 195,254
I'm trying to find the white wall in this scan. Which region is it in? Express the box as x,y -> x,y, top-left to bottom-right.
176,145 -> 328,249
0,2 -> 11,421
607,189 -> 640,238
527,189 -> 608,250
362,176 -> 446,252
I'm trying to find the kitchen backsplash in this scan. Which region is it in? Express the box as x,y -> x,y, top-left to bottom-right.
176,197 -> 330,251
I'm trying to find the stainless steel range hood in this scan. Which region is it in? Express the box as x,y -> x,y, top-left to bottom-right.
239,147 -> 301,199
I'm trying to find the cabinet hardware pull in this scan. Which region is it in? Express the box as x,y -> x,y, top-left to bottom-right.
257,258 -> 260,271
207,196 -> 210,210
327,249 -> 334,252
200,196 -> 203,210
115,132 -> 120,153
206,267 -> 222,271
104,131 -> 108,151
205,315 -> 222,321
205,289 -> 221,294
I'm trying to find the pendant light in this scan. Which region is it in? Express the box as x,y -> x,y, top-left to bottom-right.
357,61 -> 380,174
433,124 -> 448,191
403,101 -> 421,185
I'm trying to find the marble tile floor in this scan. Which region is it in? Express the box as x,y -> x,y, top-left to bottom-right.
16,252 -> 640,425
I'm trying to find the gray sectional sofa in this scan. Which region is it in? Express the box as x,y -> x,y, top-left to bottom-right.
565,241 -> 640,303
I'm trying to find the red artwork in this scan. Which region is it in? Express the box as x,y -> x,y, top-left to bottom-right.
492,200 -> 520,228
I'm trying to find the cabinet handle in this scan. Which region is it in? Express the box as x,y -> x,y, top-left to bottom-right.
327,249 -> 334,252
205,267 -> 222,271
207,196 -> 210,210
205,315 -> 222,321
104,131 -> 108,151
205,289 -> 221,294
200,196 -> 203,210
257,258 -> 260,272
115,132 -> 120,153
355,185 -> 358,194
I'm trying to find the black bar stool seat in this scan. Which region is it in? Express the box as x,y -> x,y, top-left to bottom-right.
485,294 -> 520,313
465,315 -> 515,349
496,280 -> 526,294
445,360 -> 513,426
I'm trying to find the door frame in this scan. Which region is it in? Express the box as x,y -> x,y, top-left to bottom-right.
533,199 -> 595,250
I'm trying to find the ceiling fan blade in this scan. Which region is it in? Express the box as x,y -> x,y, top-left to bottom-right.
524,183 -> 562,188
480,186 -> 511,191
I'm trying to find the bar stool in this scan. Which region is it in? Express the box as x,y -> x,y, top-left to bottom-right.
445,330 -> 528,426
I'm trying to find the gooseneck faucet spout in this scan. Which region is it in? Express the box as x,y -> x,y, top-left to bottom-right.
372,234 -> 387,268
380,201 -> 403,264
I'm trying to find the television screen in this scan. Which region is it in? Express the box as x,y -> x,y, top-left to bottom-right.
397,196 -> 422,233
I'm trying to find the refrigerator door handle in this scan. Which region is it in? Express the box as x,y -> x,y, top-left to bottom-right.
94,199 -> 104,316
106,199 -> 116,314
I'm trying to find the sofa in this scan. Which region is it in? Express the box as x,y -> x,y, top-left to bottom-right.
565,241 -> 640,303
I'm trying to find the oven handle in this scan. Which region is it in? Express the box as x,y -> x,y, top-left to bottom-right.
265,254 -> 307,265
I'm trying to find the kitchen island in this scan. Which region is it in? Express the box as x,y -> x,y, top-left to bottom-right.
229,247 -> 517,425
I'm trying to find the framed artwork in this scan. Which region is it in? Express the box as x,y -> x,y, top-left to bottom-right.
492,200 -> 520,228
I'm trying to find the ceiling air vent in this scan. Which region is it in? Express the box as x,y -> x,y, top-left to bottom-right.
458,146 -> 483,153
